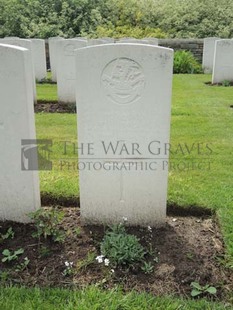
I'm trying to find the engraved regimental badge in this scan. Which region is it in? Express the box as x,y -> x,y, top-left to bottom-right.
102,57 -> 145,104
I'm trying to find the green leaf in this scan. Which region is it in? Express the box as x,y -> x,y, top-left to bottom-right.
14,248 -> 24,255
206,286 -> 217,295
2,257 -> 8,263
190,282 -> 202,290
191,289 -> 202,297
2,249 -> 10,256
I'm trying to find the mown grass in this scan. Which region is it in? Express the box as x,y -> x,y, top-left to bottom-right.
0,286 -> 230,310
37,83 -> 58,101
35,74 -> 233,265
170,75 -> 233,268
36,113 -> 78,198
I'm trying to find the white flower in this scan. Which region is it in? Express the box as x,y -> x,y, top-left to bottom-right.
65,261 -> 73,267
104,258 -> 110,266
96,255 -> 104,263
147,226 -> 152,232
111,269 -> 115,273
122,217 -> 128,222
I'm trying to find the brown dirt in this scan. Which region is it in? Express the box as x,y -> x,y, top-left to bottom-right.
205,81 -> 233,87
35,99 -> 233,114
0,207 -> 232,302
41,193 -> 80,208
35,101 -> 76,113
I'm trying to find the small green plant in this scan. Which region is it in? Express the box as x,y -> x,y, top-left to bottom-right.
141,261 -> 154,274
222,80 -> 231,87
173,50 -> 202,74
190,282 -> 217,297
73,227 -> 81,237
186,252 -> 194,261
77,252 -> 96,271
0,227 -> 14,242
100,224 -> 145,267
2,248 -> 24,263
63,261 -> 74,277
66,103 -> 76,113
0,271 -> 10,282
15,257 -> 30,272
146,243 -> 157,257
28,208 -> 65,243
39,246 -> 52,258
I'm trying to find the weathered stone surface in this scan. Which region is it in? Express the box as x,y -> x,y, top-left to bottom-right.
202,37 -> 221,74
212,39 -> 233,83
48,37 -> 64,82
57,39 -> 87,103
0,44 -> 41,222
31,39 -> 47,81
76,44 -> 173,227
1,38 -> 37,102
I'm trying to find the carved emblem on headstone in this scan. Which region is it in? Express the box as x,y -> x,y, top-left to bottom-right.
102,57 -> 145,104
64,44 -> 75,56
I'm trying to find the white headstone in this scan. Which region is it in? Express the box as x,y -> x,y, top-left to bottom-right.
88,39 -> 108,46
0,44 -> 40,222
202,37 -> 221,74
31,39 -> 47,81
48,37 -> 64,82
2,38 -> 37,103
76,44 -> 173,226
212,39 -> 233,84
57,39 -> 87,103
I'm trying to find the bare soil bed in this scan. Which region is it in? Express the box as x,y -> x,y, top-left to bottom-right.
0,207 -> 232,302
35,101 -> 76,113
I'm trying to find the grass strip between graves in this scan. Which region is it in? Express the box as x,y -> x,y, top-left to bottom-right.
0,286 -> 230,310
37,83 -> 58,102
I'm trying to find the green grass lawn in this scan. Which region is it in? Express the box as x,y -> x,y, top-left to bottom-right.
36,113 -> 78,198
12,74 -> 232,309
37,83 -> 58,101
170,75 -> 233,267
0,286 -> 229,310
